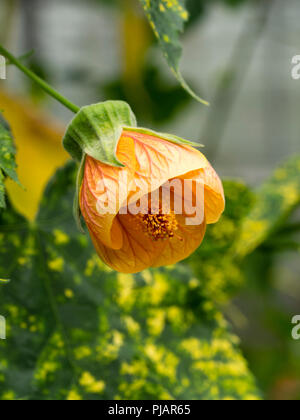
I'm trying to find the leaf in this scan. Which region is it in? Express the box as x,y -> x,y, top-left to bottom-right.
0,115 -> 20,209
139,0 -> 209,105
63,101 -> 137,166
236,155 -> 300,257
0,162 -> 260,400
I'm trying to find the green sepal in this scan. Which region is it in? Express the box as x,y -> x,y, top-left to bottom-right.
123,126 -> 204,148
63,101 -> 137,167
73,154 -> 86,233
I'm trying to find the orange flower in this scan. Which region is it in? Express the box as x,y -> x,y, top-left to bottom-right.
80,129 -> 225,273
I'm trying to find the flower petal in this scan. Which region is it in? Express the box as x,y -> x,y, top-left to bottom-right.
121,130 -> 210,203
151,215 -> 207,268
177,165 -> 225,224
80,137 -> 137,250
86,212 -> 165,273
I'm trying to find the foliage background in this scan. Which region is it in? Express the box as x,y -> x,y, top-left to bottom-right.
0,0 -> 299,400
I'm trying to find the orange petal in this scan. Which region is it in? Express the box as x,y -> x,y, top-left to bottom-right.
80,137 -> 137,250
120,130 -> 210,203
201,165 -> 225,224
151,215 -> 207,268
87,212 -> 164,273
87,211 -> 206,274
178,164 -> 225,224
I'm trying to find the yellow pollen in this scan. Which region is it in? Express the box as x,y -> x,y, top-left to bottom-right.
138,209 -> 179,241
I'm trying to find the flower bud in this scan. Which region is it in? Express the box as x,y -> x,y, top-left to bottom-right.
63,102 -> 225,273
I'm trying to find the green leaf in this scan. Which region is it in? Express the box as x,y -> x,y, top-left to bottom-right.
0,115 -> 20,209
63,101 -> 137,166
236,155 -> 300,257
139,0 -> 209,105
0,162 -> 260,400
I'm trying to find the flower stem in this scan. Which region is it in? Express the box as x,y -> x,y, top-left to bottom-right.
0,45 -> 80,113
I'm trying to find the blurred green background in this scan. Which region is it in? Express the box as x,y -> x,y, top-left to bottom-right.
0,0 -> 299,400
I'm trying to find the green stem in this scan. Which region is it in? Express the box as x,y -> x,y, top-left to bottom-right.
0,45 -> 80,113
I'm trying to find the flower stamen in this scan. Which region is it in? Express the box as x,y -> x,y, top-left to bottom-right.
138,208 -> 179,241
